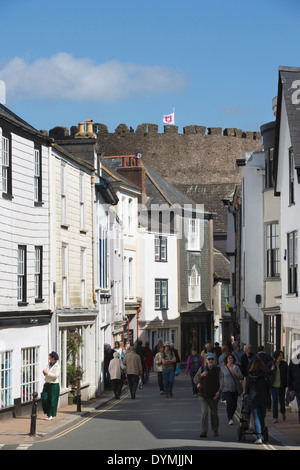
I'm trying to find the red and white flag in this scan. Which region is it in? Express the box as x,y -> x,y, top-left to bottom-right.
163,111 -> 175,125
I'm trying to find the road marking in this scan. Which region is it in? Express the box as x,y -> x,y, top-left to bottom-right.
16,443 -> 33,450
40,391 -> 131,442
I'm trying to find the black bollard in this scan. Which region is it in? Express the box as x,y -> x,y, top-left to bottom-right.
29,391 -> 38,436
76,377 -> 81,412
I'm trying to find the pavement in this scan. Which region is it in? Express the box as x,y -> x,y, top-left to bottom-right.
0,388 -> 119,448
0,385 -> 300,449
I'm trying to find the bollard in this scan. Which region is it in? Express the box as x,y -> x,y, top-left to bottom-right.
76,377 -> 81,412
29,391 -> 38,436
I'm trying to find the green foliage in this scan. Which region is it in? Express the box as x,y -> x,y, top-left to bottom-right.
67,331 -> 84,363
66,331 -> 84,387
67,364 -> 84,388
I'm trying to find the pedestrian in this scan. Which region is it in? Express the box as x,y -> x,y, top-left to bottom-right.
135,340 -> 147,386
194,352 -> 221,438
247,345 -> 273,410
225,340 -> 233,354
267,350 -> 288,423
240,344 -> 253,378
153,338 -> 163,357
144,341 -> 153,383
248,345 -> 273,370
201,343 -> 217,365
240,345 -> 255,433
109,351 -> 126,399
170,343 -> 180,373
124,343 -> 131,354
104,343 -> 114,390
232,342 -> 244,367
162,342 -> 176,398
219,353 -> 243,425
218,345 -> 228,367
288,352 -> 300,424
114,340 -> 124,358
245,357 -> 270,444
154,344 -> 165,395
214,342 -> 222,359
122,346 -> 143,399
185,348 -> 204,397
41,351 -> 60,420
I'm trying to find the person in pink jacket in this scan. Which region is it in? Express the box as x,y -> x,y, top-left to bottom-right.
185,348 -> 204,397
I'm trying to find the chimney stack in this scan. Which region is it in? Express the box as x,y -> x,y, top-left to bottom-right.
0,80 -> 6,105
75,120 -> 97,138
272,96 -> 277,117
117,153 -> 146,204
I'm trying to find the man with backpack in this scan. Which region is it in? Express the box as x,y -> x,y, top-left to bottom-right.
194,352 -> 221,438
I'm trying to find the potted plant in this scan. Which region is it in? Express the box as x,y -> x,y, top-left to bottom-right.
66,331 -> 85,403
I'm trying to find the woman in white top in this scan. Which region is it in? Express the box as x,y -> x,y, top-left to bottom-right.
42,352 -> 60,420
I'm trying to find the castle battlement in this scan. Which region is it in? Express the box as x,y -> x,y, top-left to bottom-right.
46,120 -> 263,187
47,121 -> 261,141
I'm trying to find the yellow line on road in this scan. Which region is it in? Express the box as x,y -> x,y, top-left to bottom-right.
41,392 -> 130,442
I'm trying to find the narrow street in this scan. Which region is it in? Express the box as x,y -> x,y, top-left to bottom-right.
21,373 -> 288,452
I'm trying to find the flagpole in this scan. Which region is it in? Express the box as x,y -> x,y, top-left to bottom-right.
173,105 -> 175,125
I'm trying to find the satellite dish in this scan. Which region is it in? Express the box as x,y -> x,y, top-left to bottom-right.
0,80 -> 6,105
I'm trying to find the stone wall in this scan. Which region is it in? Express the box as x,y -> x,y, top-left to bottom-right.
48,122 -> 263,185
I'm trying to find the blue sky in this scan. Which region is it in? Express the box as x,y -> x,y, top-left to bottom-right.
0,0 -> 299,135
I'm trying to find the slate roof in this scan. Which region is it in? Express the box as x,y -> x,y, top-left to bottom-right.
143,162 -> 198,208
0,103 -> 51,141
274,66 -> 300,192
213,248 -> 230,281
52,143 -> 94,171
101,159 -> 143,193
174,183 -> 236,233
102,157 -> 212,216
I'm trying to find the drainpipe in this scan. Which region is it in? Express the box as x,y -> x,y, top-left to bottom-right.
137,300 -> 142,339
91,172 -> 96,305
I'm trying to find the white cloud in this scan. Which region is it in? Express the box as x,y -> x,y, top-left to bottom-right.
0,53 -> 186,103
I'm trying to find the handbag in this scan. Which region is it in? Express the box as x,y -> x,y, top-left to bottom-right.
175,363 -> 180,376
195,366 -> 207,391
226,366 -> 243,396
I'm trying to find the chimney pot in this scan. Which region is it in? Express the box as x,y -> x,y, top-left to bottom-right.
86,119 -> 94,134
135,153 -> 142,166
78,122 -> 85,134
0,80 -> 6,105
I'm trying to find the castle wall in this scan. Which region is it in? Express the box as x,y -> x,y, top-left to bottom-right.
48,122 -> 263,185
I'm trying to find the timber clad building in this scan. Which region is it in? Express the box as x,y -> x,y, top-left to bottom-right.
1,79 -> 274,418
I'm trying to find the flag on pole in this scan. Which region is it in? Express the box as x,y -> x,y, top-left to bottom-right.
163,107 -> 175,125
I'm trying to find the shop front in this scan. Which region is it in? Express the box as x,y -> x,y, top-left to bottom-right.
180,305 -> 214,365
